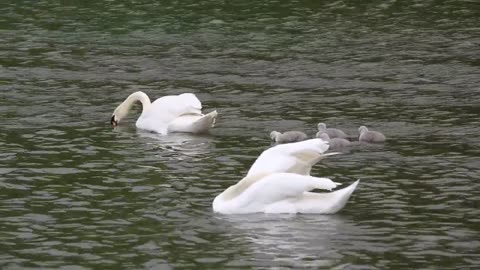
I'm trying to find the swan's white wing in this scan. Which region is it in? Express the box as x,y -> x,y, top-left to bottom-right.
167,110 -> 218,134
246,173 -> 340,202
247,138 -> 335,177
150,93 -> 202,117
222,173 -> 340,213
292,180 -> 360,214
137,93 -> 203,132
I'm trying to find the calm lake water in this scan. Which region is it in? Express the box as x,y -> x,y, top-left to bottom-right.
1,0 -> 480,269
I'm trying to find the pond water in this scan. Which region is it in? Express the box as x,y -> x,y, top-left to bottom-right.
1,0 -> 479,269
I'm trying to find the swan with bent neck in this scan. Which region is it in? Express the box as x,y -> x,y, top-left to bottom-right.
212,138 -> 359,214
111,91 -> 218,134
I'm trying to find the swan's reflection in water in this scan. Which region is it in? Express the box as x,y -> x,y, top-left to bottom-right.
136,130 -> 216,163
110,126 -> 216,173
215,214 -> 360,268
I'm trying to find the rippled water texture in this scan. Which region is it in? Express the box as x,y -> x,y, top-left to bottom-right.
1,0 -> 480,269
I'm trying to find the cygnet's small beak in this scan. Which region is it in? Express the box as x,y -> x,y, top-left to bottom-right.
110,115 -> 118,128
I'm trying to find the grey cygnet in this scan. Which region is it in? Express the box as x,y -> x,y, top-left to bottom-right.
316,123 -> 348,139
358,126 -> 386,143
270,131 -> 308,144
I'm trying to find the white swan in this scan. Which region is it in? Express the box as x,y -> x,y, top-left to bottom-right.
213,139 -> 359,214
110,91 -> 218,134
270,130 -> 308,144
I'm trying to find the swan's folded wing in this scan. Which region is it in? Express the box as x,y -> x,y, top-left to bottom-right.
238,173 -> 340,207
147,93 -> 203,124
177,93 -> 202,111
246,139 -> 336,176
293,180 -> 360,214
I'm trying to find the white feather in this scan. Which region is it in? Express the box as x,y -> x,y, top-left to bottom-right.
247,138 -> 335,177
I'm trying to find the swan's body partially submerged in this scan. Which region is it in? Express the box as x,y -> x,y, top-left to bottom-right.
110,91 -> 217,134
213,139 -> 359,214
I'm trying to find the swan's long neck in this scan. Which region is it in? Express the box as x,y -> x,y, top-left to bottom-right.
114,91 -> 152,121
125,91 -> 151,113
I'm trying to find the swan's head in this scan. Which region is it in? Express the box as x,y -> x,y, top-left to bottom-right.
110,91 -> 150,127
270,131 -> 281,141
110,115 -> 118,127
110,103 -> 130,127
358,126 -> 368,134
317,122 -> 326,131
317,132 -> 330,141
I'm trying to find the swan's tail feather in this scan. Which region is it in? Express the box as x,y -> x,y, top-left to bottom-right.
310,177 -> 342,191
188,110 -> 217,133
241,173 -> 342,209
206,110 -> 218,127
295,179 -> 360,214
324,152 -> 341,157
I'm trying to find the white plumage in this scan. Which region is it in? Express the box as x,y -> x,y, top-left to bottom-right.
213,138 -> 359,214
111,91 -> 217,134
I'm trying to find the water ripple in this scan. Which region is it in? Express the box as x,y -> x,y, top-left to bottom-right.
1,0 -> 480,269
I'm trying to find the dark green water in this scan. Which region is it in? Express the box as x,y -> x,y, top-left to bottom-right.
1,1 -> 480,269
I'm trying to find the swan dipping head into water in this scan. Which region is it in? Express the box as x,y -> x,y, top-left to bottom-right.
111,91 -> 151,127
110,91 -> 218,134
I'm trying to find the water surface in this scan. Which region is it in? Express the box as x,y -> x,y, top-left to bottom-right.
1,1 -> 480,269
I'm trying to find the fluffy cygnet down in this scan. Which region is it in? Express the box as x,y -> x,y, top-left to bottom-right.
317,133 -> 351,149
317,123 -> 347,139
358,126 -> 386,143
270,131 -> 308,144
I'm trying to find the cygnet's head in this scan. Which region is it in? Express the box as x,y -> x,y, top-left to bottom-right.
317,122 -> 327,131
317,133 -> 331,141
270,131 -> 281,141
358,126 -> 369,134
